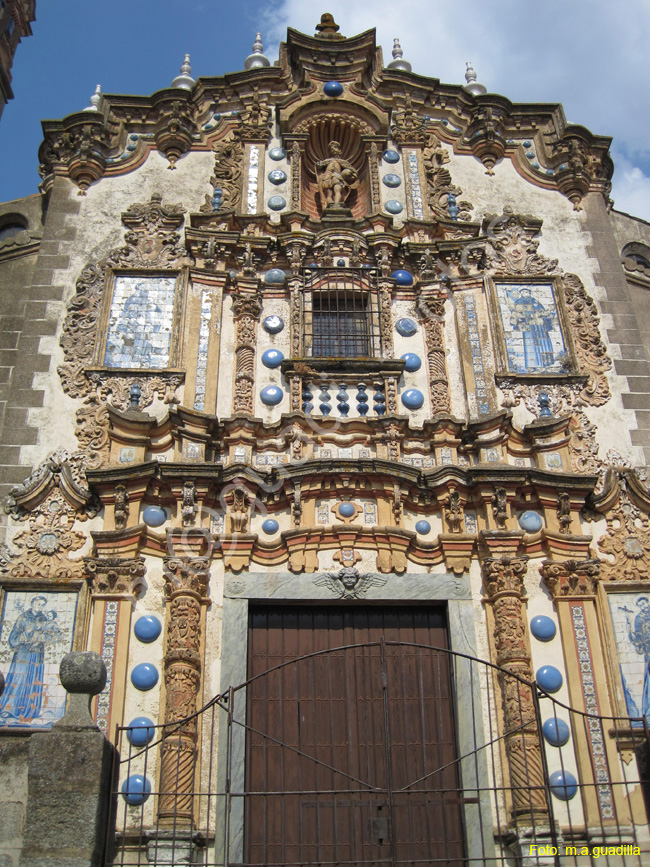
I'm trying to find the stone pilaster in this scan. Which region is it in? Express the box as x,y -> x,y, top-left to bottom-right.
231,289 -> 262,415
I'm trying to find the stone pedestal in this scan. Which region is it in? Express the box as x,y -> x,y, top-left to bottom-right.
146,830 -> 202,865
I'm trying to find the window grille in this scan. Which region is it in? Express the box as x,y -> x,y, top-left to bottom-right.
302,267 -> 382,359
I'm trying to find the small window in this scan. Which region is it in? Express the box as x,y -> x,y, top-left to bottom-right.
302,267 -> 382,359
0,220 -> 27,242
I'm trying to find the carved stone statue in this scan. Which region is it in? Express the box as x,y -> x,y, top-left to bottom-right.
316,141 -> 358,210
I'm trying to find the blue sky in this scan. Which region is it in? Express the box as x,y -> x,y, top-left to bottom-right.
1,0 -> 649,220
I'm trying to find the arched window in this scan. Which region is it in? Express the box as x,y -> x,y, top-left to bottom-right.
0,217 -> 28,242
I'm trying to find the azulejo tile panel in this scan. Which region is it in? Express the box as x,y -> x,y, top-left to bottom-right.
608,592 -> 650,723
0,590 -> 78,729
104,275 -> 177,369
495,282 -> 567,374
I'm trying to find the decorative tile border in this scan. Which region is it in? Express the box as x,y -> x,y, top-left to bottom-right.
463,296 -> 490,416
405,150 -> 424,219
247,146 -> 260,214
570,604 -> 614,820
193,289 -> 213,411
96,601 -> 118,733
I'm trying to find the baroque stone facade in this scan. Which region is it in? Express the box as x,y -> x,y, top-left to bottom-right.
1,13 -> 650,866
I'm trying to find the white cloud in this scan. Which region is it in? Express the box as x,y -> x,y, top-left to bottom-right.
262,0 -> 650,221
610,150 -> 650,222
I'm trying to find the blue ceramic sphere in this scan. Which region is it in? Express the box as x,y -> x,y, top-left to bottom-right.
263,315 -> 284,334
395,317 -> 417,335
549,770 -> 578,800
383,173 -> 401,188
260,385 -> 284,406
536,665 -> 563,694
385,200 -> 403,214
126,717 -> 156,747
122,774 -> 152,805
401,389 -> 424,410
338,502 -> 356,518
262,518 -> 279,535
391,270 -> 414,286
267,195 -> 286,211
131,663 -> 159,692
519,510 -> 543,533
142,505 -> 166,528
337,258 -> 346,267
530,615 -> 557,642
134,615 -> 162,643
265,268 -> 286,284
383,149 -> 400,163
542,717 -> 571,747
415,520 -> 431,535
268,169 -> 287,185
262,348 -> 284,369
269,147 -> 286,161
323,80 -> 344,97
401,352 -> 422,372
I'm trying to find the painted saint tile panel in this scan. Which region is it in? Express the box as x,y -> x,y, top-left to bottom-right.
0,590 -> 78,729
495,282 -> 568,374
608,592 -> 650,723
104,275 -> 176,369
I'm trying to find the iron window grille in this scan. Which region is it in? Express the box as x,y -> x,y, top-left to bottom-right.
302,267 -> 382,359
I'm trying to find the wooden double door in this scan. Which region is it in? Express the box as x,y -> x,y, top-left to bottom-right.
245,605 -> 466,867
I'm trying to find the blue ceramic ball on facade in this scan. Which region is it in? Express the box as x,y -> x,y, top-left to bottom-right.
542,717 -> 571,747
134,615 -> 162,643
415,520 -> 431,535
264,268 -> 286,284
131,663 -> 159,692
383,149 -> 400,163
401,389 -> 424,410
401,353 -> 422,372
260,385 -> 284,406
338,502 -> 356,518
263,315 -> 284,334
549,769 -> 578,800
142,505 -> 166,528
395,316 -> 417,335
519,510 -> 543,533
323,80 -> 344,97
262,518 -> 279,535
268,169 -> 287,185
122,774 -> 152,805
383,173 -> 401,188
262,348 -> 284,369
385,200 -> 403,214
391,270 -> 414,286
126,717 -> 156,747
337,258 -> 346,267
267,195 -> 286,211
530,615 -> 557,642
536,665 -> 563,694
269,147 -> 286,161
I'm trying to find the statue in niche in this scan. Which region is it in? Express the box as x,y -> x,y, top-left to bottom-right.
316,141 -> 358,211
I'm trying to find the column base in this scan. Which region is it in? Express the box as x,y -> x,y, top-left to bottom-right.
146,829 -> 202,865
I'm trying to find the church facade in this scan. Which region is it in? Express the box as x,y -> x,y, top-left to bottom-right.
1,13 -> 650,866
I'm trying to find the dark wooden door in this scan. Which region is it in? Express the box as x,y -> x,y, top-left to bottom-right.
245,606 -> 466,867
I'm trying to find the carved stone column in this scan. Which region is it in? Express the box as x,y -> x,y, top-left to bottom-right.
419,294 -> 450,414
159,556 -> 210,823
231,290 -> 262,415
378,278 -> 394,359
482,555 -> 549,819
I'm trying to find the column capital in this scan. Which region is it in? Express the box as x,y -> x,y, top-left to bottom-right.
540,558 -> 600,599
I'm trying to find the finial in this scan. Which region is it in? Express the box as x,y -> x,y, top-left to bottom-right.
315,13 -> 344,40
387,38 -> 412,72
245,32 -> 270,69
83,84 -> 102,112
464,61 -> 487,96
171,54 -> 196,90
129,383 -> 142,409
537,392 -> 553,419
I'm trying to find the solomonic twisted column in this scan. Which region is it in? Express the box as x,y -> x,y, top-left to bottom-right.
159,556 -> 210,823
482,555 -> 549,819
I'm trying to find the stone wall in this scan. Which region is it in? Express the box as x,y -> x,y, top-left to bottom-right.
0,739 -> 28,867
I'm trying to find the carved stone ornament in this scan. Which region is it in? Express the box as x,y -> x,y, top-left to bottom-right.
483,211 -> 558,276
114,484 -> 129,530
390,93 -> 427,146
85,556 -> 146,596
422,134 -> 473,222
597,477 -> 650,582
314,567 -> 387,600
181,481 -> 198,528
232,291 -> 262,415
201,129 -> 244,213
38,116 -> 110,194
163,557 -> 210,600
482,555 -> 528,600
5,448 -> 96,519
239,88 -> 272,142
540,559 -> 600,598
491,487 -> 508,530
417,293 -> 450,413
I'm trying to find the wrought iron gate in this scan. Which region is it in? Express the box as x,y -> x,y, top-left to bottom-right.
108,642 -> 650,866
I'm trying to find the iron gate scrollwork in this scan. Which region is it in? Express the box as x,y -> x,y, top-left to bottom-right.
108,643 -> 650,866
